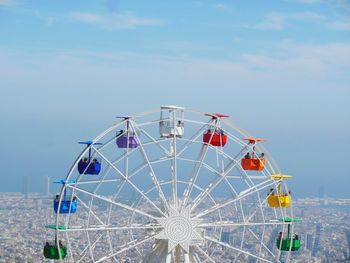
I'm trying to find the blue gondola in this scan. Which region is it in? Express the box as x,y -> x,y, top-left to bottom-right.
78,159 -> 101,174
53,180 -> 77,214
77,141 -> 102,175
53,198 -> 77,214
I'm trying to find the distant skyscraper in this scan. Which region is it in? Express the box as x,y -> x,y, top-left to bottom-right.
268,228 -> 279,252
22,175 -> 29,199
306,233 -> 313,250
312,224 -> 322,256
346,230 -> 350,259
221,231 -> 230,244
35,199 -> 42,211
318,186 -> 325,199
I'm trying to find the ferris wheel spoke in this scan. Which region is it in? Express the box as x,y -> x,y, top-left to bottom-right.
59,224 -> 162,232
199,221 -> 288,228
232,193 -> 270,230
193,179 -> 275,219
194,245 -> 216,263
190,158 -> 238,211
246,228 -> 276,258
136,127 -> 171,156
180,144 -> 208,210
75,178 -> 121,185
68,184 -> 159,221
177,122 -> 221,210
173,122 -> 209,158
81,144 -> 142,202
129,121 -> 170,211
112,156 -> 170,186
76,233 -> 104,263
92,145 -> 166,217
198,192 -> 279,259
226,175 -> 267,179
256,190 -> 267,259
74,195 -> 106,225
180,118 -> 220,210
95,233 -> 156,263
190,144 -> 251,212
204,236 -> 274,263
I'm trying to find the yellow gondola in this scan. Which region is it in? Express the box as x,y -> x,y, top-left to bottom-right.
268,174 -> 292,208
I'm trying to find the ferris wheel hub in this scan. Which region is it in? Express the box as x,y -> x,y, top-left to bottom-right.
155,206 -> 203,253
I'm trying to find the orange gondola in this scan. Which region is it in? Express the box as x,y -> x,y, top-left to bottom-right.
241,138 -> 265,171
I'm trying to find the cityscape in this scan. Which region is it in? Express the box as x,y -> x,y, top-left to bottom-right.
0,177 -> 349,263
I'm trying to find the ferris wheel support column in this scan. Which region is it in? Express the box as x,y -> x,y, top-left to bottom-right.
166,252 -> 172,263
171,110 -> 178,207
175,246 -> 181,262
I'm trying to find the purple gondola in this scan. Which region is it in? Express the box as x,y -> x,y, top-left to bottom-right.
116,134 -> 139,148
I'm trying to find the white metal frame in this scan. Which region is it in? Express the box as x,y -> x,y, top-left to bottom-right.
50,106 -> 296,263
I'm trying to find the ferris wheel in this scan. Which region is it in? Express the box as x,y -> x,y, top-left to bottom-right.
43,106 -> 301,263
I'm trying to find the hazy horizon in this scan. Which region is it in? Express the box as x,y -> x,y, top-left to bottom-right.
1,1 -> 349,198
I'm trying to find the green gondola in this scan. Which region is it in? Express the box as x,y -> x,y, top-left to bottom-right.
276,217 -> 301,251
276,237 -> 301,251
43,243 -> 67,259
43,225 -> 68,259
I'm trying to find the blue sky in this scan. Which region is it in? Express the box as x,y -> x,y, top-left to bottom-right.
0,0 -> 349,197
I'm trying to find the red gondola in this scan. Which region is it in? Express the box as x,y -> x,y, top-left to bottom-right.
203,113 -> 229,147
203,129 -> 227,147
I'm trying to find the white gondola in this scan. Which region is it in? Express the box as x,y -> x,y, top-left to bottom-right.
159,105 -> 185,138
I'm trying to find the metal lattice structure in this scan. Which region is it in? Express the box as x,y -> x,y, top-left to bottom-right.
50,106 -> 297,263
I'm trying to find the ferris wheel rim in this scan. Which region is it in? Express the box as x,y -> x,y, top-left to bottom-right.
52,106 -> 296,263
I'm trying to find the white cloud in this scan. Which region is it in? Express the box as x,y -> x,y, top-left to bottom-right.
328,18 -> 350,31
46,16 -> 56,26
251,9 -> 350,32
251,11 -> 325,30
0,42 -> 349,129
0,0 -> 14,6
289,11 -> 325,20
241,41 -> 350,75
1,42 -> 349,95
70,12 -> 165,29
283,0 -> 322,4
215,4 -> 226,9
253,13 -> 286,30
